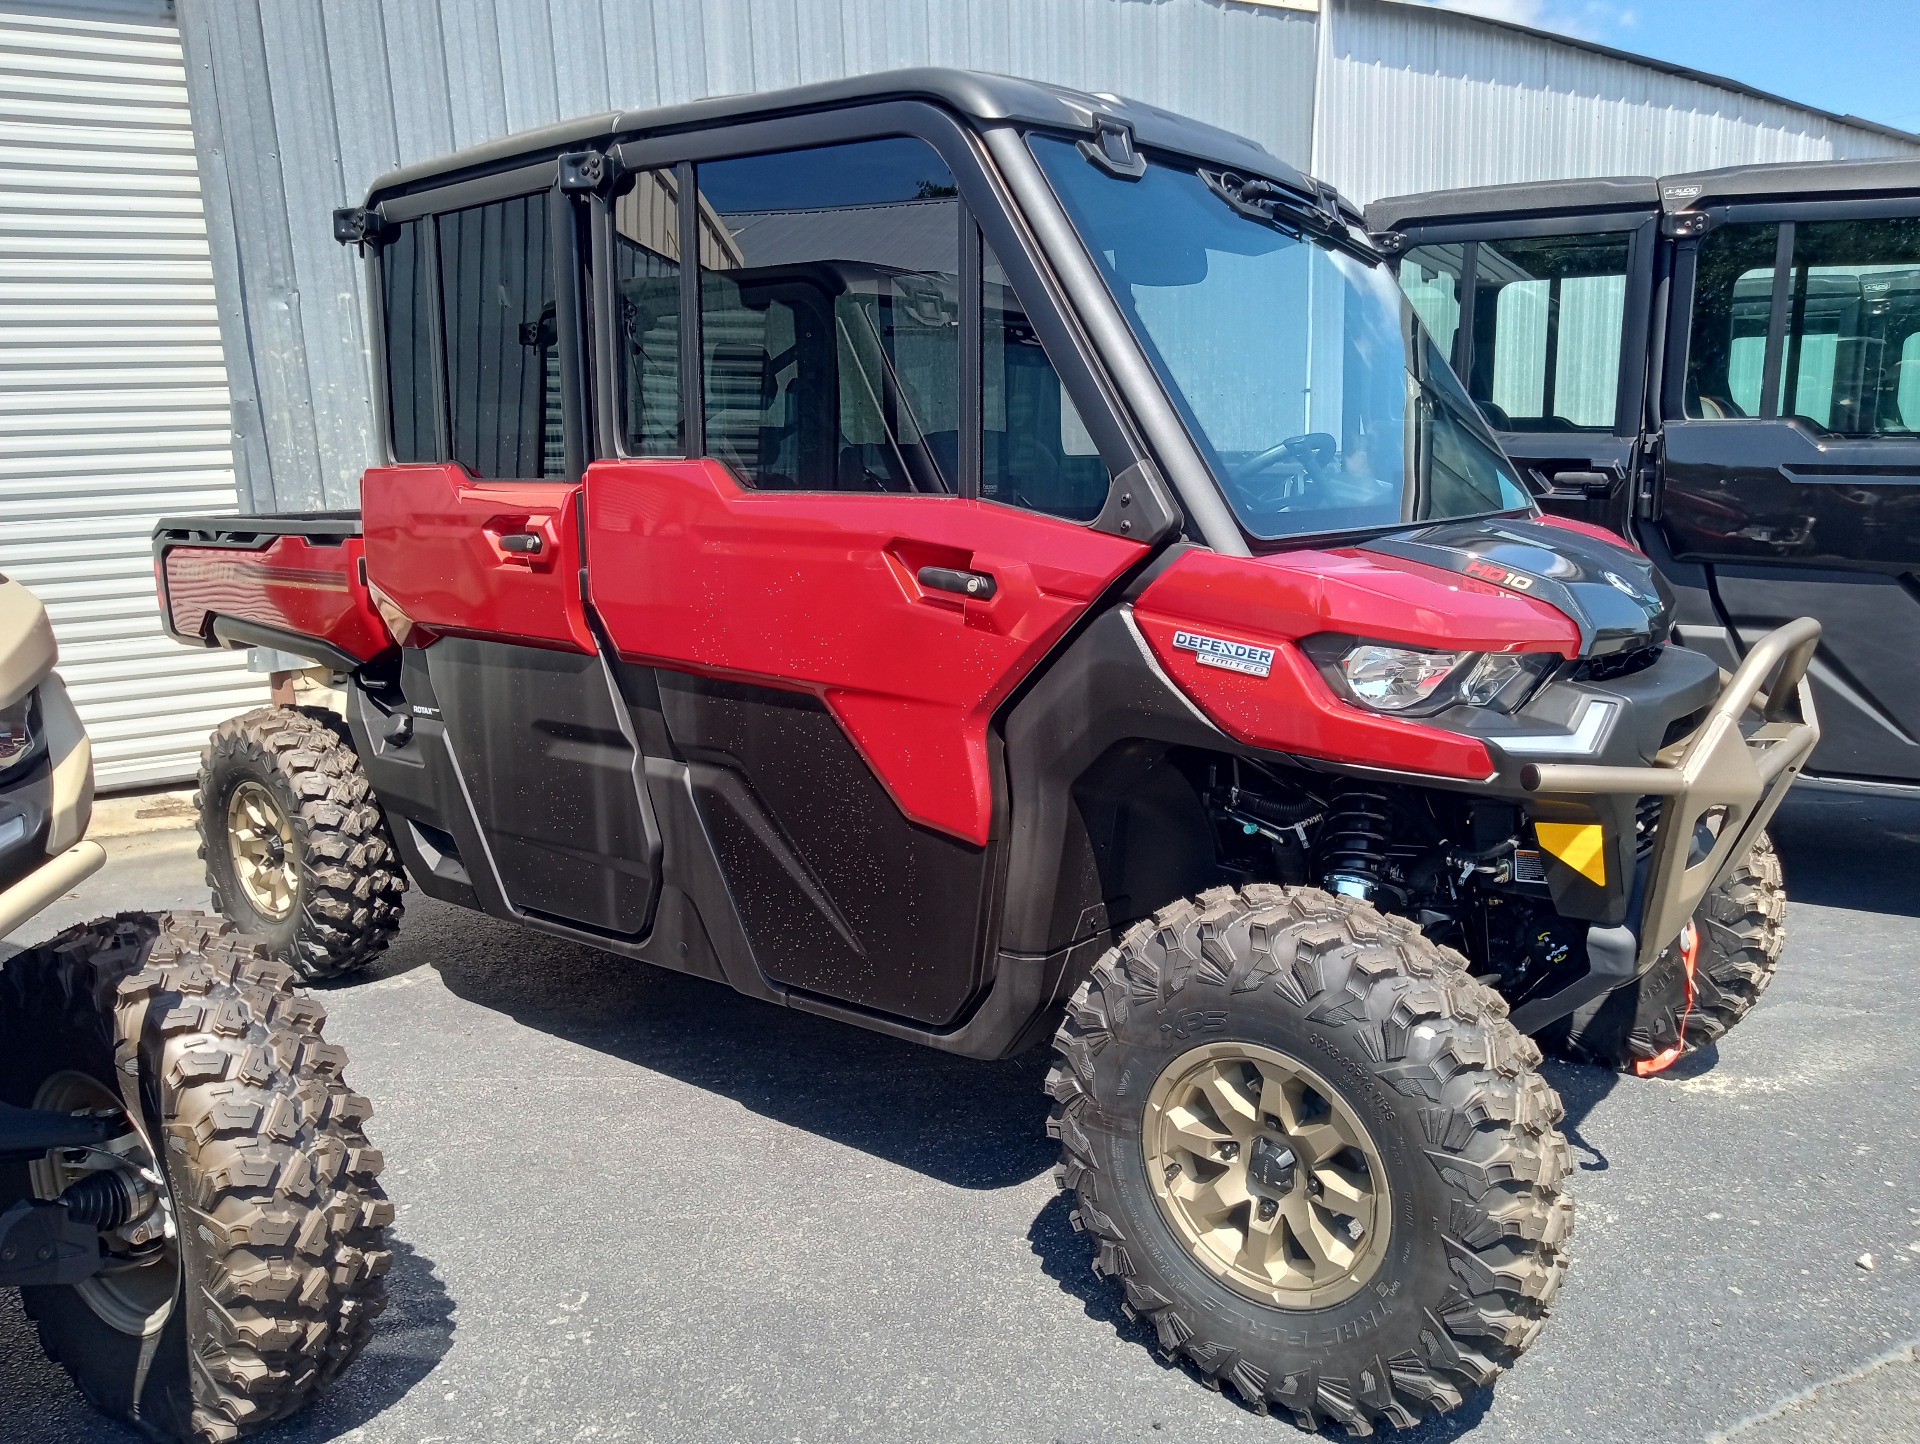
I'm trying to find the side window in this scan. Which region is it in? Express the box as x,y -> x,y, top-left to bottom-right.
1685,222 -> 1778,419
438,191 -> 561,478
982,239 -> 1107,521
1397,243 -> 1466,363
1467,234 -> 1630,431
613,168 -> 683,455
694,137 -> 960,492
1777,218 -> 1920,435
381,218 -> 437,462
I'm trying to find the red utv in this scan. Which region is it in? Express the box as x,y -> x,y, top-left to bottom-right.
154,71 -> 1816,1433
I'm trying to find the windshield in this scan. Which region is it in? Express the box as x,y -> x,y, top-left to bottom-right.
1031,137 -> 1531,541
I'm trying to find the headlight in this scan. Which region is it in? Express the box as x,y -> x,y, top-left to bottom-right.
1341,644 -> 1463,710
0,694 -> 34,771
1305,637 -> 1554,715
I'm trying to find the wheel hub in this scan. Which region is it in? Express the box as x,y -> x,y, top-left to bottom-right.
227,780 -> 297,921
1142,1040 -> 1392,1309
29,1072 -> 179,1337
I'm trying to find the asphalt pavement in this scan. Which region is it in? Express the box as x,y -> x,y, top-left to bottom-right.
1,788 -> 1916,1444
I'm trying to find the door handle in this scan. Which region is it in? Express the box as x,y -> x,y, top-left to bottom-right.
497,531 -> 544,555
917,565 -> 996,600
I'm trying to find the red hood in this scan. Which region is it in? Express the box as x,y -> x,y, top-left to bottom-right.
1134,545 -> 1581,656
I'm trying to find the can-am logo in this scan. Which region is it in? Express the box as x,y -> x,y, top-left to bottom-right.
1464,557 -> 1536,591
1172,630 -> 1274,678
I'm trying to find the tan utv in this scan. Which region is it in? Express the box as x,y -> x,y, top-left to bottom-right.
0,574 -> 391,1442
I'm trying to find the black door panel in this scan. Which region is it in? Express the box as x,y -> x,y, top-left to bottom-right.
426,638 -> 663,934
1714,566 -> 1920,781
655,673 -> 993,1026
1661,419 -> 1920,566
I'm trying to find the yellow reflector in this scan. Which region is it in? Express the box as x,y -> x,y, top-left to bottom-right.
1535,822 -> 1607,886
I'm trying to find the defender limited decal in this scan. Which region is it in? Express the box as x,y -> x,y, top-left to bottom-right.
1172,630 -> 1274,678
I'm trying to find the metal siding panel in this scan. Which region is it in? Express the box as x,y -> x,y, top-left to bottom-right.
1,2 -> 265,789
494,0 -> 561,136
381,0 -> 455,165
1320,0 -> 1920,204
548,0 -> 612,115
442,0 -> 506,152
260,0 -> 370,512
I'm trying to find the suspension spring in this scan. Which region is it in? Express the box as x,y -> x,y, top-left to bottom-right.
1316,785 -> 1394,901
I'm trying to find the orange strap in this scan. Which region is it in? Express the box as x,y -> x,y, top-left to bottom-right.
1634,921 -> 1700,1077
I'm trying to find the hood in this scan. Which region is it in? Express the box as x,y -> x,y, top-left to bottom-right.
1359,518 -> 1673,656
0,575 -> 58,709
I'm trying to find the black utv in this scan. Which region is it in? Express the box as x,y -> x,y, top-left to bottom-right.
1368,157 -> 1920,794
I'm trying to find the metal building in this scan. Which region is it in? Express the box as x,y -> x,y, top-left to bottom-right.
0,0 -> 263,788
7,0 -> 1918,786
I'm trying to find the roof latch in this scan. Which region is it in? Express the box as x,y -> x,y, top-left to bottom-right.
331,206 -> 392,248
1661,210 -> 1715,238
1080,117 -> 1146,179
559,150 -> 618,195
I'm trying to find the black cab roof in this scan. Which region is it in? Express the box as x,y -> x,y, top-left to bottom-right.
366,66 -> 1318,211
1367,154 -> 1920,235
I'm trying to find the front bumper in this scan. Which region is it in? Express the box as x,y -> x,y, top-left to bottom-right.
1518,617 -> 1820,974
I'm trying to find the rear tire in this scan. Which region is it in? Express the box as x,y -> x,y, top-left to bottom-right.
1546,833 -> 1786,1072
0,912 -> 391,1442
198,706 -> 406,981
1047,885 -> 1573,1432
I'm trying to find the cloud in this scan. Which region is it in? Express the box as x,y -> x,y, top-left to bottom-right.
1404,0 -> 1636,43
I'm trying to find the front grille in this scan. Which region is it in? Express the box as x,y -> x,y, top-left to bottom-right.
1634,794 -> 1663,859
1570,644 -> 1663,683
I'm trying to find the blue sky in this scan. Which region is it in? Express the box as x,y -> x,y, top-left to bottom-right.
1422,1 -> 1920,135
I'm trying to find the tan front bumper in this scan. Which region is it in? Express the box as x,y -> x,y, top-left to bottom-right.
1522,617 -> 1821,972
0,840 -> 106,940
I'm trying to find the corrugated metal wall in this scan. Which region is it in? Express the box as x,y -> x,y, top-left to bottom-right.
174,0 -> 1320,513
0,0 -> 264,789
1317,0 -> 1920,204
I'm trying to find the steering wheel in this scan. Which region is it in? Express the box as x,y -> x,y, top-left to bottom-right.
1240,432 -> 1340,485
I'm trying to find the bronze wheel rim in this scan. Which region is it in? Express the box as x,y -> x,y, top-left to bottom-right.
1143,1040 -> 1392,1309
228,779 -> 297,921
30,1071 -> 179,1337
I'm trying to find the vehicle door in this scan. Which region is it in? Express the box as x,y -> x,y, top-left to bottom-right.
1659,200 -> 1920,782
580,110 -> 1156,1026
1389,210 -> 1659,532
361,171 -> 662,934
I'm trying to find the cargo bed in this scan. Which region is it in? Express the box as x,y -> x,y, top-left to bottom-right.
154,511 -> 391,671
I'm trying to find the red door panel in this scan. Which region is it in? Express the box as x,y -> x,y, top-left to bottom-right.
361,463 -> 593,652
584,459 -> 1147,844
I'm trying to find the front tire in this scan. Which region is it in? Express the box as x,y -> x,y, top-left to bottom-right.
1047,885 -> 1573,1432
1546,833 -> 1787,1073
0,913 -> 392,1442
198,706 -> 406,981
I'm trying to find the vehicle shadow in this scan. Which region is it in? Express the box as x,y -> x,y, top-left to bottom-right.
418,896 -> 1059,1190
1768,790 -> 1920,917
0,1235 -> 453,1444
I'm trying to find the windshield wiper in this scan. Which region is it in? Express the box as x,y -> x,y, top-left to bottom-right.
1198,169 -> 1380,265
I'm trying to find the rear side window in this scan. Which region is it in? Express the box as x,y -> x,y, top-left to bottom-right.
1468,234 -> 1630,431
693,137 -> 961,493
438,192 -> 562,478
1685,222 -> 1779,419
1687,218 -> 1920,435
1398,234 -> 1631,433
614,167 -> 683,455
382,218 -> 437,462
